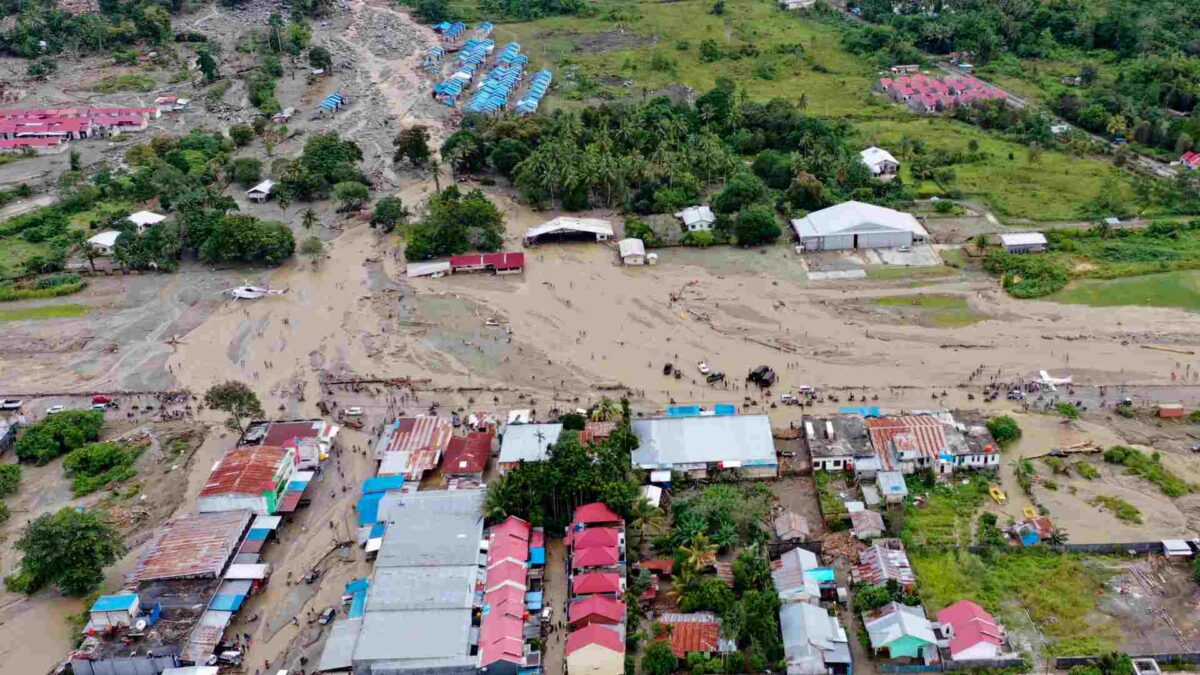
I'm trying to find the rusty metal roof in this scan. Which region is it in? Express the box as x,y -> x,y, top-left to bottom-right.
865,416 -> 947,471
199,445 -> 289,497
133,511 -> 251,582
374,416 -> 454,480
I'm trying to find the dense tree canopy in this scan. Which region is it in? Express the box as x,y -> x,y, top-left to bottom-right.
404,186 -> 505,261
203,381 -> 264,433
14,410 -> 104,465
8,507 -> 124,596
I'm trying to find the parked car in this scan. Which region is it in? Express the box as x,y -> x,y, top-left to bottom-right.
343,407 -> 364,417
91,403 -> 108,411
1006,390 -> 1025,401
46,405 -> 65,415
0,399 -> 23,410
319,607 -> 336,625
748,365 -> 770,382
897,245 -> 912,252
697,362 -> 710,375
91,395 -> 111,405
1190,445 -> 1200,453
541,607 -> 553,622
795,385 -> 814,395
706,372 -> 725,384
780,394 -> 798,405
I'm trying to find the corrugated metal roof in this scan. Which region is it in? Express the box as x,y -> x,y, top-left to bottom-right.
133,511 -> 251,582
441,430 -> 493,475
866,416 -> 946,470
199,446 -> 289,497
658,612 -> 722,657
374,416 -> 454,480
631,415 -> 777,468
498,423 -> 563,464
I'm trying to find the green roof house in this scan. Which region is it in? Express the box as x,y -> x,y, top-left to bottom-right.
864,602 -> 936,661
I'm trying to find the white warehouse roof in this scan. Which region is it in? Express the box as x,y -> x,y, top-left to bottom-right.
631,415 -> 776,468
88,230 -> 121,248
128,210 -> 166,227
499,423 -> 563,464
998,232 -> 1047,247
860,146 -> 897,169
247,179 -> 275,196
675,205 -> 715,227
524,217 -> 613,240
618,238 -> 645,258
791,201 -> 927,240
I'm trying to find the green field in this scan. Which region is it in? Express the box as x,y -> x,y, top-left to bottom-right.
853,118 -> 1134,221
0,237 -> 55,276
873,293 -> 984,327
1048,270 -> 1200,312
494,0 -> 882,114
910,549 -> 1119,657
0,304 -> 89,321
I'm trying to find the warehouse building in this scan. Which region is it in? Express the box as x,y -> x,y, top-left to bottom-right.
998,232 -> 1047,254
631,414 -> 777,479
791,201 -> 928,251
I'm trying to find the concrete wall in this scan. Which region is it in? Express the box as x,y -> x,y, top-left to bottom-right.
198,493 -> 267,515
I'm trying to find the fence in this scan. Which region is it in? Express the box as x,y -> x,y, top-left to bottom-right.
879,658 -> 1026,673
1056,653 -> 1200,669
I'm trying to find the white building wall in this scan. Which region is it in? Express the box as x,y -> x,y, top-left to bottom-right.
952,641 -> 1002,661
198,493 -> 267,515
820,234 -> 855,250
855,231 -> 912,249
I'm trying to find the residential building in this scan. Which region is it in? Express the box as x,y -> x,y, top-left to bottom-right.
856,539 -> 915,588
772,547 -> 822,604
319,490 -> 486,675
618,237 -> 646,265
127,210 -> 165,233
779,0 -> 816,8
675,205 -> 716,232
780,602 -> 852,674
999,232 -> 1047,254
877,73 -> 1007,114
876,471 -> 908,506
197,445 -> 295,515
87,594 -> 140,630
657,612 -> 734,658
773,510 -> 811,541
449,251 -> 525,275
850,510 -> 886,540
1181,151 -> 1200,170
865,602 -> 937,661
247,179 -> 275,203
861,146 -> 900,179
566,624 -> 625,675
0,136 -> 67,154
865,415 -> 946,474
374,415 -> 454,482
631,414 -> 777,479
791,201 -> 928,252
571,572 -> 624,597
523,217 -> 613,245
936,600 -> 1006,661
569,595 -> 627,628
497,422 -> 563,473
479,514 -> 543,675
88,230 -> 121,255
239,418 -> 339,471
890,64 -> 920,75
440,429 -> 494,480
804,415 -> 872,472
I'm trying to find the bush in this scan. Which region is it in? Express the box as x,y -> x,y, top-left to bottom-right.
1075,462 -> 1099,480
559,412 -> 586,431
0,464 -> 20,496
734,205 -> 781,246
986,415 -> 1021,447
623,217 -> 661,248
682,230 -> 716,247
14,410 -> 104,465
62,442 -> 142,495
199,215 -> 295,265
1102,445 -> 1193,497
229,157 -> 263,187
229,124 -> 254,147
1056,402 -> 1080,419
642,640 -> 678,675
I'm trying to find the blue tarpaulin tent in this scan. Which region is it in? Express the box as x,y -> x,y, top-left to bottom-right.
209,594 -> 245,612
838,406 -> 881,417
362,475 -> 406,494
356,491 -> 385,525
529,547 -> 546,566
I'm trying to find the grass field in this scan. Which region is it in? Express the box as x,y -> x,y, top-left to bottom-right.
0,304 -> 89,321
873,293 -> 984,327
910,549 -> 1119,657
853,118 -> 1134,221
1048,270 -> 1200,312
494,0 -> 884,113
0,237 -> 54,276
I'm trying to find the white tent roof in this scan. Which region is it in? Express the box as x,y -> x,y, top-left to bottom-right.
524,217 -> 613,240
128,210 -> 166,227
640,484 -> 662,508
791,201 -> 928,240
860,146 -> 898,169
998,232 -> 1047,246
247,179 -> 276,196
675,205 -> 715,227
88,230 -> 121,247
407,261 -> 451,278
618,238 -> 645,258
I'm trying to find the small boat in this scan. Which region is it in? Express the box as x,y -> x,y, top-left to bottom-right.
988,486 -> 1007,504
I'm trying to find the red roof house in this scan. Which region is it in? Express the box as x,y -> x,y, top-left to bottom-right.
489,536 -> 530,565
441,430 -> 493,477
486,560 -> 528,592
573,502 -> 622,526
658,612 -> 723,658
569,595 -> 627,627
573,545 -> 621,570
573,527 -> 621,550
936,600 -> 1006,661
566,624 -> 625,656
572,572 -> 623,595
198,446 -> 293,515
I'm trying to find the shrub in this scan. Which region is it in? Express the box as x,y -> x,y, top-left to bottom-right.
1089,495 -> 1141,523
0,464 -> 19,496
62,442 -> 142,495
229,124 -> 254,147
14,410 -> 104,465
1102,445 -> 1193,497
986,415 -> 1021,447
1055,402 -> 1080,419
682,230 -> 716,247
1075,462 -> 1099,480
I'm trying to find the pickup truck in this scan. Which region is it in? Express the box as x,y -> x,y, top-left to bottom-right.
0,399 -> 22,410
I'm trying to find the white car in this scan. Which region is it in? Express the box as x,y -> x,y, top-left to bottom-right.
343,407 -> 364,417
46,405 -> 65,415
697,362 -> 710,375
897,245 -> 912,252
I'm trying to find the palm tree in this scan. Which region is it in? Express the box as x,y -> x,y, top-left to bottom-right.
590,397 -> 619,422
680,532 -> 717,572
277,192 -> 291,215
664,566 -> 696,605
301,208 -> 319,230
630,498 -> 665,550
